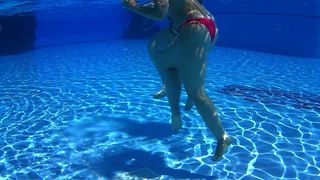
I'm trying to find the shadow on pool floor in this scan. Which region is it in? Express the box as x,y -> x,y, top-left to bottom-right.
63,111 -> 217,178
66,117 -> 215,179
219,84 -> 320,111
90,148 -> 216,179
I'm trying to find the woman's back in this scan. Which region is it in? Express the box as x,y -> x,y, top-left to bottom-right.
168,0 -> 212,26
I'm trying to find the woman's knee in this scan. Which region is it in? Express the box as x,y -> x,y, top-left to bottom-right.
187,88 -> 208,104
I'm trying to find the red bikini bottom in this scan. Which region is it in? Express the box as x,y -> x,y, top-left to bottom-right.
178,18 -> 217,42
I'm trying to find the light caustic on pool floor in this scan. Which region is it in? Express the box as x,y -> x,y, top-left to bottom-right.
0,40 -> 319,179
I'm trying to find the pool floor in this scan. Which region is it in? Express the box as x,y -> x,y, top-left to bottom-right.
0,40 -> 319,179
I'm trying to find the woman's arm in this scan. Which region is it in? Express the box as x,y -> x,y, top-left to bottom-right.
122,0 -> 169,20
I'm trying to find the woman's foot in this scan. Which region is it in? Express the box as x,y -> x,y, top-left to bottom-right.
153,86 -> 166,99
184,96 -> 194,111
171,114 -> 182,131
213,134 -> 233,161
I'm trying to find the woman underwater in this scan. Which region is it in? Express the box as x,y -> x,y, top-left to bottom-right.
122,0 -> 232,161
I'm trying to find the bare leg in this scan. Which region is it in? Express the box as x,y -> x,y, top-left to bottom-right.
177,23 -> 232,161
184,96 -> 194,111
148,29 -> 182,131
184,85 -> 232,161
153,85 -> 166,99
151,70 -> 182,131
153,84 -> 194,111
161,69 -> 182,131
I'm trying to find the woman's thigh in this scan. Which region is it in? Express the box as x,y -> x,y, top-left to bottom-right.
148,28 -> 179,69
175,23 -> 212,90
149,28 -> 177,54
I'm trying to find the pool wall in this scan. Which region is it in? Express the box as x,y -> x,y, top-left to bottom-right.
35,4 -> 130,47
205,0 -> 320,58
0,14 -> 36,55
34,0 -> 320,58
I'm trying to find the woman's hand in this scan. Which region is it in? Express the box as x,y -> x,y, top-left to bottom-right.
122,0 -> 137,9
122,0 -> 167,20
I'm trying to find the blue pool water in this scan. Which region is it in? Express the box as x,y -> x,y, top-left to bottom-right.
0,40 -> 319,179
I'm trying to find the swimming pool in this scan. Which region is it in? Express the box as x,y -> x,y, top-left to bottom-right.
1,0 -> 320,179
0,40 -> 319,179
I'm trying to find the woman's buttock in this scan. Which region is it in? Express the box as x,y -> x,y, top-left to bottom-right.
148,27 -> 181,69
148,21 -> 213,69
149,27 -> 178,53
